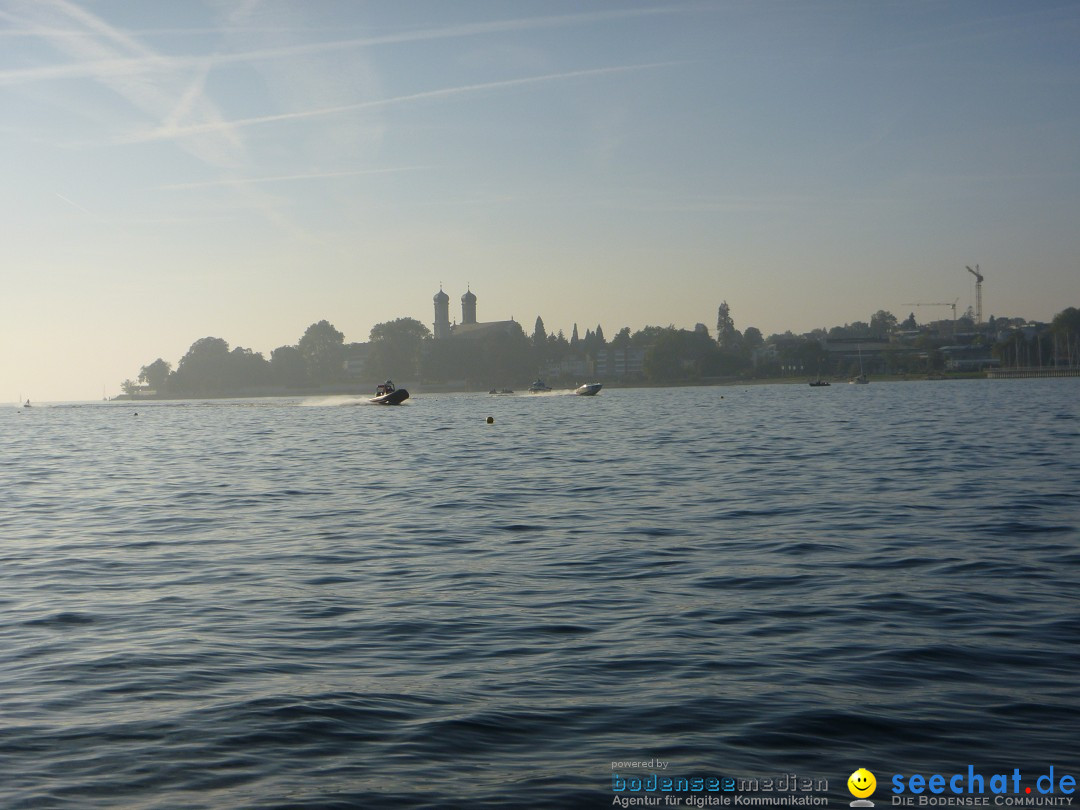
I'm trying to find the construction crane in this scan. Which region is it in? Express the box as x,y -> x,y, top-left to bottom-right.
965,264 -> 984,324
903,299 -> 959,321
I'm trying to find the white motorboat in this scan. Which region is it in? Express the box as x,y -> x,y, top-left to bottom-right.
573,383 -> 603,396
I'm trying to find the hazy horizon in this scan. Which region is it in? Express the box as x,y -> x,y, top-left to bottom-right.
3,0 -> 1079,402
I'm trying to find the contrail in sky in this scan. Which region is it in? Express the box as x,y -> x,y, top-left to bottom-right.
55,192 -> 94,216
161,166 -> 428,190
118,62 -> 683,145
0,7 -> 686,86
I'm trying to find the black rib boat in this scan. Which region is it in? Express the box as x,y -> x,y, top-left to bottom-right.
370,381 -> 409,405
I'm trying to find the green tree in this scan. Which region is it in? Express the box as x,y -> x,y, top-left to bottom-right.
830,322 -> 872,339
298,320 -> 345,385
643,328 -> 726,382
716,301 -> 740,350
870,310 -> 898,337
581,328 -> 596,357
172,337 -> 231,394
138,358 -> 172,392
228,347 -> 273,389
1051,307 -> 1080,365
546,330 -> 570,366
367,317 -> 431,379
643,329 -> 683,382
271,345 -> 308,388
741,326 -> 764,369
631,325 -> 669,348
532,316 -> 547,348
532,316 -> 548,367
773,336 -> 827,376
743,326 -> 764,352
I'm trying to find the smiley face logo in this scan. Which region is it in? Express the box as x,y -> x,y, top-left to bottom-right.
848,768 -> 877,799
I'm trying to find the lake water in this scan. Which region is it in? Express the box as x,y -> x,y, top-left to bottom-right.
2,380 -> 1078,809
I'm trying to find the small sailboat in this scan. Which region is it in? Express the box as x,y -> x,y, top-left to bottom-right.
849,347 -> 869,384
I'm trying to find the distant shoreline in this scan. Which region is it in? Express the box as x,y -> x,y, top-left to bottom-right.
110,372 -> 999,401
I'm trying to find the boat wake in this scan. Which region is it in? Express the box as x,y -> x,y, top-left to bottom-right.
298,396 -> 368,407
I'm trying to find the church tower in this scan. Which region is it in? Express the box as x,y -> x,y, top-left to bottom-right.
433,287 -> 450,339
461,288 -> 477,325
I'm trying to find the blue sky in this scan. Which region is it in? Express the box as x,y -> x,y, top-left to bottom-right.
2,0 -> 1079,400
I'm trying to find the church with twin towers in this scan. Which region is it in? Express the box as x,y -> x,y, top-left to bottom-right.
432,286 -> 522,341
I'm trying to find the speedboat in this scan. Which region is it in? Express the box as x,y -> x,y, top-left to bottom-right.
808,379 -> 830,387
573,383 -> 603,396
370,381 -> 409,405
528,379 -> 552,393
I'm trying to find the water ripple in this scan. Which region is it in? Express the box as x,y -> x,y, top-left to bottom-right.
1,381 -> 1078,807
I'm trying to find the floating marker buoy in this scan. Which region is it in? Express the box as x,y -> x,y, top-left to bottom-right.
487,416 -> 494,424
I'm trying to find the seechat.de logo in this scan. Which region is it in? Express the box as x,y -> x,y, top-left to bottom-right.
849,768 -> 877,807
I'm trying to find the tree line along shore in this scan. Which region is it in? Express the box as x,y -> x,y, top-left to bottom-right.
120,304 -> 1080,398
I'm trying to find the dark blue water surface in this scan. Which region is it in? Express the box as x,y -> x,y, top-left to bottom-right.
2,380 -> 1078,809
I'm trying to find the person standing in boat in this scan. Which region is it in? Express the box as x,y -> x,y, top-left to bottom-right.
384,380 -> 394,393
